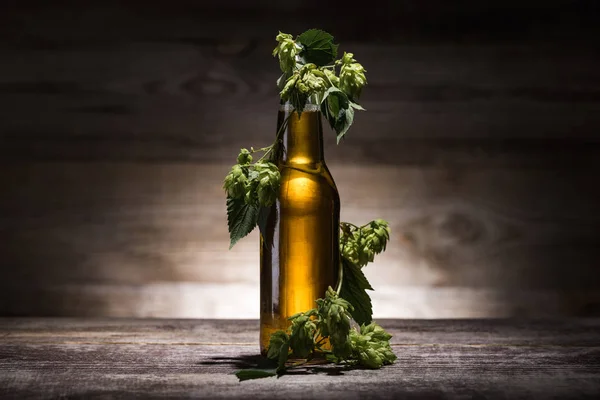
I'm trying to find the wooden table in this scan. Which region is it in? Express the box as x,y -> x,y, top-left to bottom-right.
1,319 -> 599,399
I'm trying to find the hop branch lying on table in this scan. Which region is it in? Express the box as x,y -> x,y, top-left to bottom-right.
236,219 -> 396,381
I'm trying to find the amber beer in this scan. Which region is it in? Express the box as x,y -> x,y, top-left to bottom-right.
259,103 -> 340,353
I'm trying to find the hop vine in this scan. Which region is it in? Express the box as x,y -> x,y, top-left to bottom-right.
223,149 -> 281,209
224,29 -> 369,250
223,29 -> 397,381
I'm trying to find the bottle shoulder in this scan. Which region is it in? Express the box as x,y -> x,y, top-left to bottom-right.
278,163 -> 339,202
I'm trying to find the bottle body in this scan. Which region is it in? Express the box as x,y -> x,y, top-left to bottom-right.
259,105 -> 340,353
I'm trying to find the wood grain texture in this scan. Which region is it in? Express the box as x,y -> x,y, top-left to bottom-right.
1,3 -> 599,163
0,318 -> 599,399
1,163 -> 599,318
0,1 -> 599,319
1,41 -> 599,164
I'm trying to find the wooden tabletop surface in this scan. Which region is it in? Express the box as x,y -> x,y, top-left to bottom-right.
1,318 -> 599,399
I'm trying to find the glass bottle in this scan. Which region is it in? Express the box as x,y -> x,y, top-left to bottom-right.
259,101 -> 340,354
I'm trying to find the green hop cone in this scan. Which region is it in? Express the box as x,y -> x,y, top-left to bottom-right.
297,64 -> 325,92
339,52 -> 367,100
361,322 -> 393,342
349,230 -> 371,268
254,162 -> 280,207
361,347 -> 384,369
280,73 -> 299,101
237,148 -> 253,165
364,220 -> 391,254
341,239 -> 360,265
296,81 -> 310,94
358,237 -> 375,266
266,330 -> 290,361
344,220 -> 391,267
349,322 -> 396,368
323,68 -> 340,87
288,311 -> 317,358
273,32 -> 299,74
302,70 -> 326,92
316,287 -> 354,359
223,164 -> 247,199
243,169 -> 259,205
282,64 -> 326,98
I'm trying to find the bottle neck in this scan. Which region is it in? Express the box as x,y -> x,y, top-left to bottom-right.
277,102 -> 324,165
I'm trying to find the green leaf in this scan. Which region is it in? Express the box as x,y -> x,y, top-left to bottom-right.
321,87 -> 349,132
290,89 -> 308,117
277,339 -> 290,373
322,86 -> 348,108
277,72 -> 291,91
335,106 -> 354,144
297,29 -> 338,67
257,206 -> 272,241
226,196 -> 259,249
350,101 -> 366,111
234,368 -> 277,382
339,258 -> 373,325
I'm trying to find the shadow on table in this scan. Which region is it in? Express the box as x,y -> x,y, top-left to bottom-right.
198,354 -> 362,376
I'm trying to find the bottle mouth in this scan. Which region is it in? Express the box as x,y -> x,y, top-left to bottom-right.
279,103 -> 320,112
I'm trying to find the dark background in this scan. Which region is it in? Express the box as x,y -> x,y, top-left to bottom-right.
0,0 -> 599,318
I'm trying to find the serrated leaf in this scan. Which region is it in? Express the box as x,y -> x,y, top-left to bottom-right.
257,206 -> 273,243
297,29 -> 338,66
335,106 -> 354,144
320,96 -> 336,131
322,86 -> 348,108
234,368 -> 277,381
339,258 -> 373,325
257,206 -> 270,238
226,196 -> 259,249
321,87 -> 350,136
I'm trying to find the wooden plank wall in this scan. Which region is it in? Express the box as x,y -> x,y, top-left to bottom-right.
1,1 -> 599,318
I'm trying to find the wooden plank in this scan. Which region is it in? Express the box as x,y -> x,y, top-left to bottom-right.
1,163 -> 599,318
0,319 -> 599,399
0,163 -> 598,288
2,284 -> 599,319
1,1 -> 599,321
1,41 -> 599,164
2,0 -> 598,43
1,318 -> 599,347
1,343 -> 597,399
2,3 -> 600,163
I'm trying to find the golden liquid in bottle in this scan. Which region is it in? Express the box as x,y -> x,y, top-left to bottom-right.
259,105 -> 340,354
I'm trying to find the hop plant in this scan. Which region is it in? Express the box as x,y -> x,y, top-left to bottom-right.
316,287 -> 354,358
301,65 -> 327,92
280,63 -> 327,102
279,73 -> 299,100
266,330 -> 289,361
349,323 -> 397,368
361,219 -> 391,255
339,52 -> 367,100
273,32 -> 300,74
361,322 -> 393,342
340,239 -> 360,265
257,285 -> 396,380
323,68 -> 340,87
223,164 -> 247,199
254,162 -> 280,207
237,148 -> 253,165
340,220 -> 391,268
230,31 -> 398,382
288,310 -> 318,358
